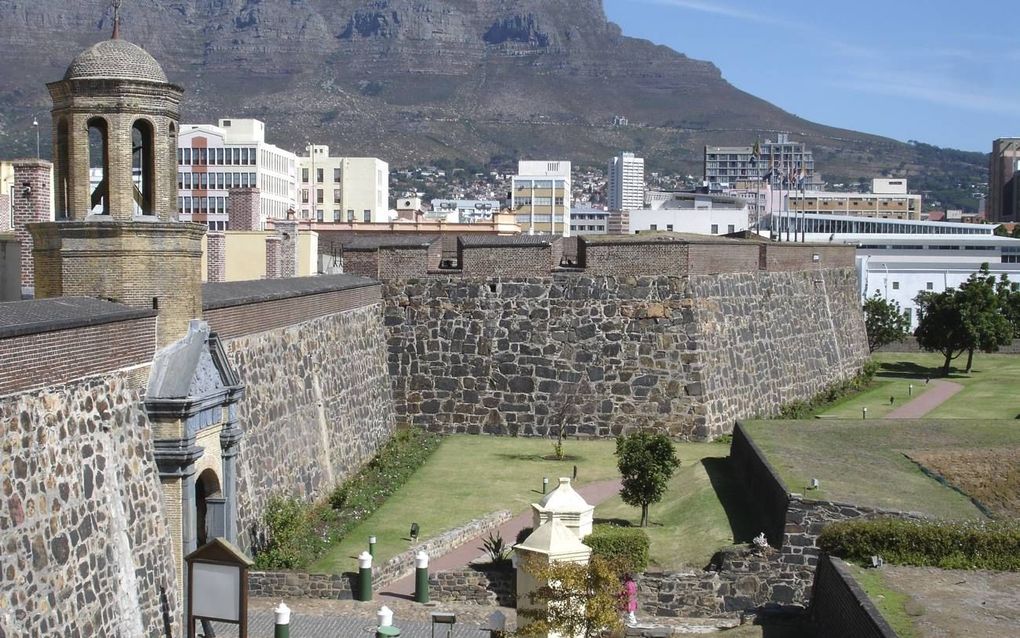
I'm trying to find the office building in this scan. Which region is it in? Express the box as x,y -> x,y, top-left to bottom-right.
705,134 -> 820,189
297,146 -> 389,223
430,199 -> 501,223
511,160 -> 572,236
989,138 -> 1020,222
783,179 -> 922,221
570,204 -> 611,235
607,152 -> 645,211
631,192 -> 749,236
177,119 -> 297,230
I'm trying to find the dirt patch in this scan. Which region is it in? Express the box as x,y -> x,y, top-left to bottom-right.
908,448 -> 1020,518
881,566 -> 1020,638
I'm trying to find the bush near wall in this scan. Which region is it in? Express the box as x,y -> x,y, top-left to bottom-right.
585,524 -> 650,574
254,428 -> 442,570
773,359 -> 880,419
819,518 -> 1020,571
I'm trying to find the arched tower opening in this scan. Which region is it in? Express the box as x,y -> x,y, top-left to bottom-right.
87,117 -> 110,215
54,117 -> 70,218
132,119 -> 155,216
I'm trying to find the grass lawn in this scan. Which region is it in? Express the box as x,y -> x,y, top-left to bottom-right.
820,353 -> 1020,420
312,436 -> 622,572
740,420 -> 1020,519
597,442 -> 756,570
848,565 -> 921,638
311,437 -> 744,574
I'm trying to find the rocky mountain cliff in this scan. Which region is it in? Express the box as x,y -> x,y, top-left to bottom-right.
0,0 -> 986,193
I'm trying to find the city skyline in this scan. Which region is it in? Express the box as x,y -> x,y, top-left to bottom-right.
605,0 -> 1019,153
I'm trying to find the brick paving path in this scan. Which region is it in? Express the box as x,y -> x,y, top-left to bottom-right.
885,380 -> 963,419
381,478 -> 623,599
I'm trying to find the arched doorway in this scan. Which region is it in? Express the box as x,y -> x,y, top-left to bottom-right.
195,469 -> 222,547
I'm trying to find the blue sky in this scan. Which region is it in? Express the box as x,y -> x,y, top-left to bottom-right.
603,0 -> 1020,152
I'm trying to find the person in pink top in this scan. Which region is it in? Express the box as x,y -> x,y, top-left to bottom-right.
621,573 -> 638,626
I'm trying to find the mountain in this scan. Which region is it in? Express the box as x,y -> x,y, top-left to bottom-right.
0,0 -> 987,205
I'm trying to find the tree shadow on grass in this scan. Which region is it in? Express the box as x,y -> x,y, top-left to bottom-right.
493,452 -> 587,463
703,457 -> 758,545
880,361 -> 970,380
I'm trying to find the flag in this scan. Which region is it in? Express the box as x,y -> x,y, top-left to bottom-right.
750,141 -> 761,165
797,165 -> 808,190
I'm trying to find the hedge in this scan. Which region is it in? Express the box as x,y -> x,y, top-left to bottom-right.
818,518 -> 1020,571
585,524 -> 650,574
253,427 -> 442,570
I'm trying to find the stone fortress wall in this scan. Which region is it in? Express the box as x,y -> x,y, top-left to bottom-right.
0,302 -> 180,638
0,278 -> 394,637
371,236 -> 868,440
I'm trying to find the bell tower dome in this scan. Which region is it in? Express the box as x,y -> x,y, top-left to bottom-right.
29,14 -> 204,347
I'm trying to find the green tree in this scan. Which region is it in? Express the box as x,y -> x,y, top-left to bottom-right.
517,556 -> 624,638
915,265 -> 1014,375
996,273 -> 1020,337
863,293 -> 910,353
615,432 -> 680,527
957,265 -> 1013,372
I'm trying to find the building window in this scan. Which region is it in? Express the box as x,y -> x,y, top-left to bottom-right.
301,189 -> 309,204
317,209 -> 324,222
334,168 -> 341,183
711,224 -> 719,234
302,168 -> 309,183
666,224 -> 673,232
363,209 -> 371,222
892,282 -> 900,290
334,189 -> 342,204
649,224 -> 657,231
316,189 -> 323,204
333,209 -> 341,222
347,209 -> 355,222
728,225 -> 735,233
926,282 -> 934,290
317,168 -> 324,183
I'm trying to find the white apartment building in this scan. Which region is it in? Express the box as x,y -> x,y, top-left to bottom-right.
607,152 -> 644,211
177,119 -> 297,230
776,178 -> 922,221
632,192 -> 749,235
430,199 -> 501,223
297,146 -> 389,223
511,161 -> 572,236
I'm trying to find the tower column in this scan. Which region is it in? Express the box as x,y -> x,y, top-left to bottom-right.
12,159 -> 52,298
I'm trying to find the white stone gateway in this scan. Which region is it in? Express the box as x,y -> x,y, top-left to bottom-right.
514,516 -> 592,638
531,477 -> 594,540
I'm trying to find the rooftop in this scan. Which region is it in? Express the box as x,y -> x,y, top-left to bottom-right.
63,39 -> 168,84
0,297 -> 155,339
202,274 -> 378,311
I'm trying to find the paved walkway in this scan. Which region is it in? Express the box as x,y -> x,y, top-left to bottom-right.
381,478 -> 622,599
885,379 -> 963,419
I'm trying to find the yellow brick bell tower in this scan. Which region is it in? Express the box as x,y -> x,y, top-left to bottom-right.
29,3 -> 204,348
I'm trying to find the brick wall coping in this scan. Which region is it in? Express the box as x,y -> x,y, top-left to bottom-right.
813,555 -> 899,638
458,234 -> 558,247
0,297 -> 156,339
202,274 -> 380,311
733,422 -> 793,495
341,235 -> 440,250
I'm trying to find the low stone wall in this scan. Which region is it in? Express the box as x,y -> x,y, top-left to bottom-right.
374,510 -> 512,587
809,555 -> 897,638
249,510 -> 512,599
782,498 -> 928,570
638,548 -> 813,618
430,566 -> 515,606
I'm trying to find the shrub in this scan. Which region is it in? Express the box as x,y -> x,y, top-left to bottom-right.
479,531 -> 512,566
584,524 -> 650,574
819,518 -> 1020,571
253,496 -> 322,570
254,428 -> 442,570
773,360 -> 880,419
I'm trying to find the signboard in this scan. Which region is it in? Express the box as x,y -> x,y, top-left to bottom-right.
192,562 -> 241,622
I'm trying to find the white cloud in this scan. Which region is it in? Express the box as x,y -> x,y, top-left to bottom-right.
634,0 -> 798,28
838,69 -> 1020,116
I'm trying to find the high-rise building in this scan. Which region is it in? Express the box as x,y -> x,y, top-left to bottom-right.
990,138 -> 1020,222
297,146 -> 389,223
705,134 -> 820,189
177,119 -> 298,230
511,161 -> 572,236
607,152 -> 645,211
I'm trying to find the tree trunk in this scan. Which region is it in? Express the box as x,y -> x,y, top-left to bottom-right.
640,504 -> 649,528
965,349 -> 975,373
942,351 -> 953,377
